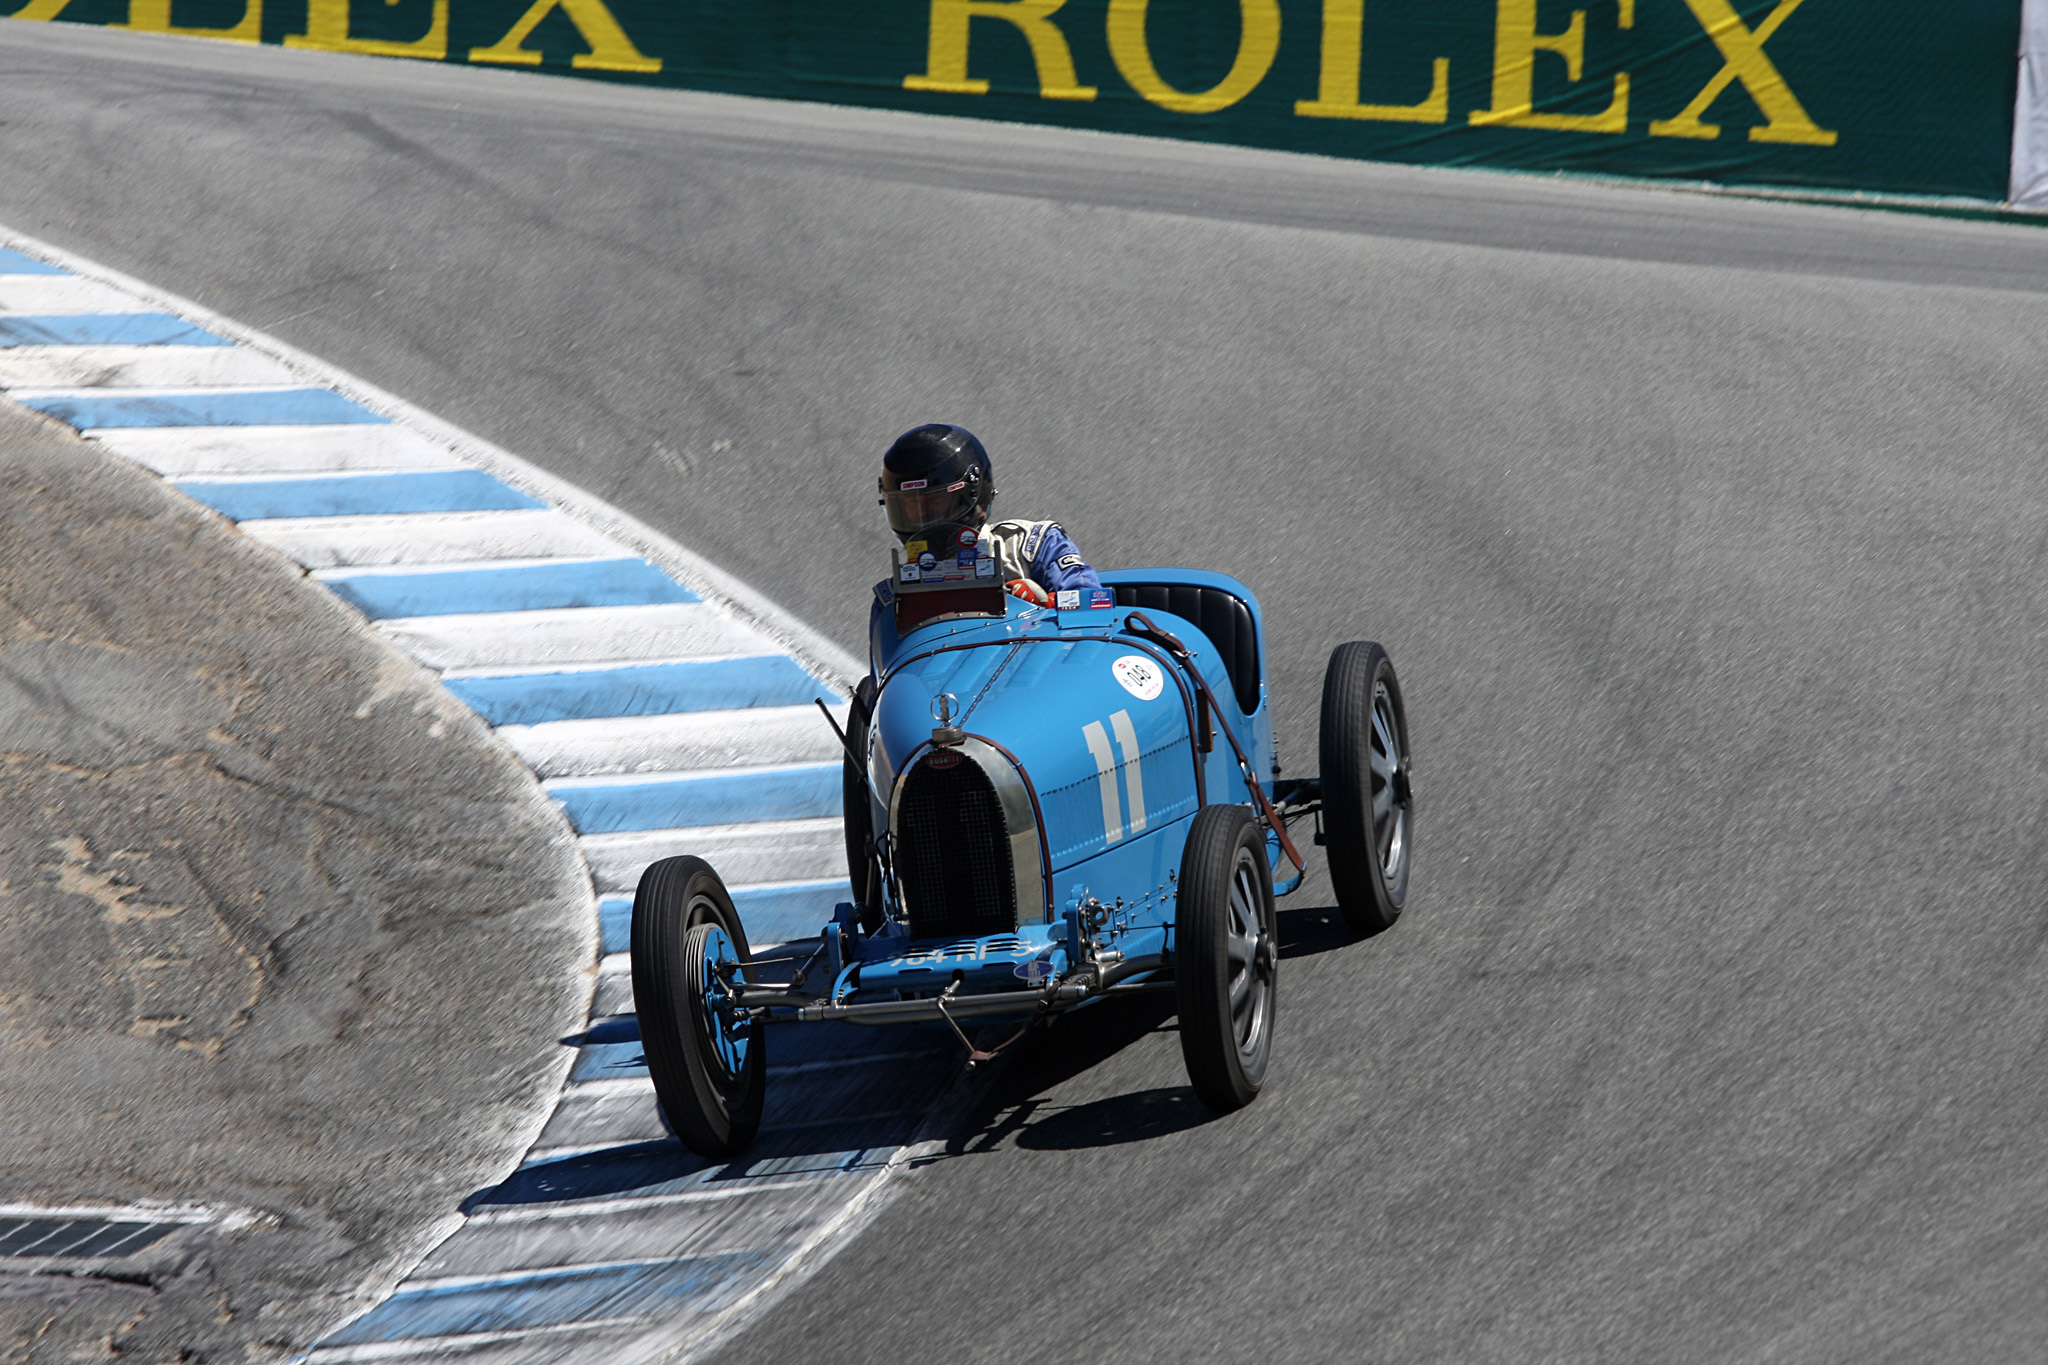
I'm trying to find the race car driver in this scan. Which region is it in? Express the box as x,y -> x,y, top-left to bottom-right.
878,423 -> 1101,606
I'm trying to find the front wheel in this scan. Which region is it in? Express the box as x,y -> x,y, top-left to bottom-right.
841,675 -> 883,934
1176,804 -> 1278,1110
1319,641 -> 1413,935
630,855 -> 766,1158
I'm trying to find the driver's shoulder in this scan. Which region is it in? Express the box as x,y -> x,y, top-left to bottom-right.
985,518 -> 1060,553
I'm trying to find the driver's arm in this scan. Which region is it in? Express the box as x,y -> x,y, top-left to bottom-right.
1029,524 -> 1102,593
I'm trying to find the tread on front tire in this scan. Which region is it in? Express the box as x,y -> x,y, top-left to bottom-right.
1319,641 -> 1413,935
630,855 -> 766,1158
842,675 -> 882,934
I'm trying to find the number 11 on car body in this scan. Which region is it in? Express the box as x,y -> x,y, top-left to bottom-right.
1083,709 -> 1148,843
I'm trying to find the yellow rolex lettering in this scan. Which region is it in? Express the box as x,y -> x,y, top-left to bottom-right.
287,0 -> 447,58
903,0 -> 1096,101
1648,0 -> 1834,145
1107,0 -> 1279,115
6,0 -> 76,18
1295,0 -> 1447,123
116,0 -> 259,42
1469,0 -> 1628,134
468,0 -> 659,71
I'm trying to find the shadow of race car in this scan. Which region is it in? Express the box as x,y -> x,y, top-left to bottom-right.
631,553 -> 1414,1157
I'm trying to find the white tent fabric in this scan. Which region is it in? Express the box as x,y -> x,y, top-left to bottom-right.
2011,0 -> 2048,205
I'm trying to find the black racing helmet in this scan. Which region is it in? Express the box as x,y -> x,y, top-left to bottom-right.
878,424 -> 996,544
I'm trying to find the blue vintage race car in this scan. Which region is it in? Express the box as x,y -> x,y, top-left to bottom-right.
631,558 -> 1414,1157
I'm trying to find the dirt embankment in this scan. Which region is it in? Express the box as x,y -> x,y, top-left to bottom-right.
0,403 -> 593,1362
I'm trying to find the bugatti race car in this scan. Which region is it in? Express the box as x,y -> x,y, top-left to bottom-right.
631,553 -> 1414,1158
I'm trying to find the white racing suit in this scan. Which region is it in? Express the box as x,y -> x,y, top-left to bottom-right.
872,519 -> 1105,666
975,519 -> 1102,594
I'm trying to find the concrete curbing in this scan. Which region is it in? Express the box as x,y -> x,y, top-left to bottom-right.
0,395 -> 595,1361
0,229 -> 963,1364
0,228 -> 864,693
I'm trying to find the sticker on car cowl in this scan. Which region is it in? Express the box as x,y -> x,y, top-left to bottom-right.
1112,655 -> 1164,701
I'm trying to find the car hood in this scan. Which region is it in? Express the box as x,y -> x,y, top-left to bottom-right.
872,630 -> 1200,871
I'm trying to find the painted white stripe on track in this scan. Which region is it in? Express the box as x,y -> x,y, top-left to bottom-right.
94,424 -> 467,475
8,382 -> 329,401
0,1200 -> 254,1226
520,1107 -> 922,1169
416,1197 -> 833,1281
375,603 -> 778,671
244,509 -> 626,570
460,1183 -> 815,1225
579,817 -> 846,895
302,1320 -> 638,1364
440,650 -> 785,681
0,276 -> 137,313
182,466 -> 512,487
309,553 -> 624,580
560,1076 -> 654,1098
0,343 -> 299,388
500,705 -> 848,780
545,759 -> 836,795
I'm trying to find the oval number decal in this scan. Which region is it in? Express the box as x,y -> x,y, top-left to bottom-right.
1112,655 -> 1164,701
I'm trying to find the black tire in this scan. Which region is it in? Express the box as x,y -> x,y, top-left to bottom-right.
1176,804 -> 1278,1110
842,676 -> 883,934
630,855 -> 766,1158
1319,641 -> 1413,935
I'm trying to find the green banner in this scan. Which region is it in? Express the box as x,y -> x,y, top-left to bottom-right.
8,0 -> 2023,201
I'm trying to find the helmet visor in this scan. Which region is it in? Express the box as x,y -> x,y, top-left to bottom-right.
884,480 -> 979,538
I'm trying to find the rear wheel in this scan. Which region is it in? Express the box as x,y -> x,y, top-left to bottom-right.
630,856 -> 766,1158
1176,804 -> 1278,1110
1320,641 -> 1413,934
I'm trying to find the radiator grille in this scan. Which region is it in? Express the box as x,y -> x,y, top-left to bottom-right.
896,753 -> 1016,940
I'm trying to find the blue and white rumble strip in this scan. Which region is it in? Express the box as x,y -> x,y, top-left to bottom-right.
0,237 -> 964,1364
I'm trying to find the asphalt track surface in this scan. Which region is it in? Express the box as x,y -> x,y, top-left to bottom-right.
6,22 -> 2048,1361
